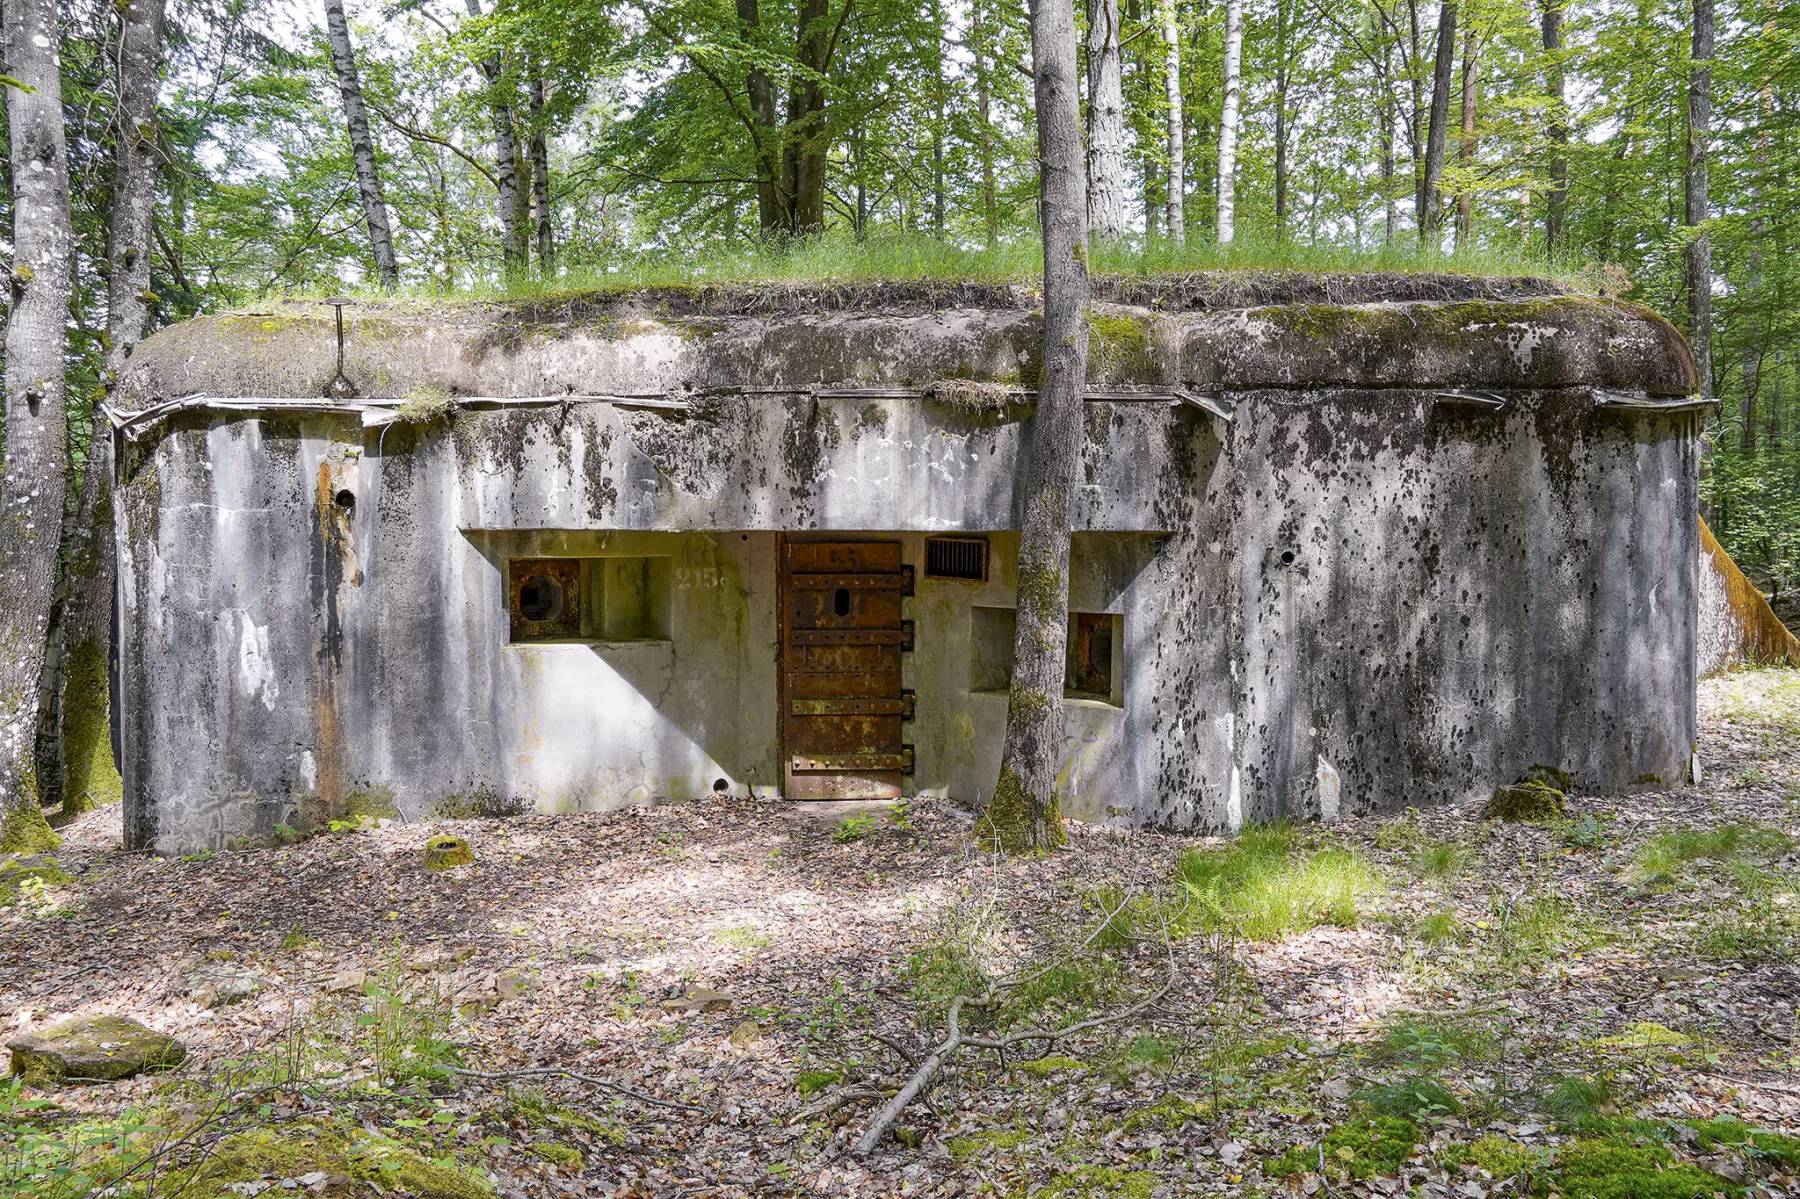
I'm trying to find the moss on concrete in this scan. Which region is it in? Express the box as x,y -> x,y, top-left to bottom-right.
423,834 -> 475,870
60,637 -> 122,817
343,786 -> 400,821
1484,779 -> 1567,821
1086,313 -> 1153,380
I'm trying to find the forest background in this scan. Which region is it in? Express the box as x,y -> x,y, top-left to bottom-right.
1,0 -> 1795,827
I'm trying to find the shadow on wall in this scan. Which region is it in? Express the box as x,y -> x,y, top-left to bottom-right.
1698,517 -> 1800,675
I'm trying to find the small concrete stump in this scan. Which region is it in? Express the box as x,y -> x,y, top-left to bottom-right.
422,835 -> 474,871
1484,780 -> 1567,821
8,1015 -> 186,1083
185,963 -> 265,1007
660,986 -> 732,1014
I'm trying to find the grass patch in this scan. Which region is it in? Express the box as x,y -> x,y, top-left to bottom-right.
1174,823 -> 1381,942
1415,842 -> 1464,878
1544,1076 -> 1617,1131
1374,1016 -> 1496,1068
712,924 -> 772,952
1630,824 -> 1791,889
1416,911 -> 1459,943
320,231 -> 1579,304
1352,1076 -> 1462,1119
1715,668 -> 1800,736
795,1069 -> 841,1096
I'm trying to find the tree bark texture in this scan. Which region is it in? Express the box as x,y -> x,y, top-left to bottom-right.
1541,0 -> 1567,255
323,0 -> 399,289
57,0 -> 165,820
1084,0 -> 1127,241
1685,0 -> 1713,397
1214,0 -> 1241,242
1454,22 -> 1478,250
1161,0 -> 1185,243
1419,1 -> 1455,240
735,0 -> 784,234
0,0 -> 75,853
780,0 -> 832,234
982,0 -> 1088,855
529,74 -> 553,270
464,0 -> 527,271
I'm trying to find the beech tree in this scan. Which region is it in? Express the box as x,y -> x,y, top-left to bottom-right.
978,0 -> 1089,854
1419,0 -> 1456,239
56,0 -> 168,821
1685,0 -> 1713,396
0,0 -> 76,853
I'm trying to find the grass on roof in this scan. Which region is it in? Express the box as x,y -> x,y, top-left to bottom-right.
324,230 -> 1598,304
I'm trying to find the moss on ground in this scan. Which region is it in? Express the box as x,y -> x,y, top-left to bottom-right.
60,637 -> 121,817
1484,779 -> 1567,821
1264,1117 -> 1420,1181
0,854 -> 71,904
1548,1140 -> 1730,1199
170,1119 -> 491,1198
1044,1165 -> 1157,1197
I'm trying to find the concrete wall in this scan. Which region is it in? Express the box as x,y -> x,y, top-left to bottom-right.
113,286 -> 1701,851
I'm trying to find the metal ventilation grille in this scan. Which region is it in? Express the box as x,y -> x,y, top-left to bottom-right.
925,537 -> 987,581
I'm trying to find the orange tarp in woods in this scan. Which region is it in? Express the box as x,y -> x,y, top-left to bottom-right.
1700,517 -> 1800,671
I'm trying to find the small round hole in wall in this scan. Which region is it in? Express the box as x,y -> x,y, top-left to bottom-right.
712,778 -> 728,794
518,574 -> 563,622
334,489 -> 356,510
1279,550 -> 1296,566
834,587 -> 851,617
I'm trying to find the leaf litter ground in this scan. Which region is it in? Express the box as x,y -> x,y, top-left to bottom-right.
4,668 -> 1800,1198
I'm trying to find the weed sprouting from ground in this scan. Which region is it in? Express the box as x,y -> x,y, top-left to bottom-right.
1629,824 -> 1790,889
1174,823 -> 1380,941
1415,842 -> 1463,878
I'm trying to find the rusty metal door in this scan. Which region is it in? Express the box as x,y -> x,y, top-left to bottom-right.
782,541 -> 914,799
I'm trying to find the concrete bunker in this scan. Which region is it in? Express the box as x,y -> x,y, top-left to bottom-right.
106,276 -> 1704,853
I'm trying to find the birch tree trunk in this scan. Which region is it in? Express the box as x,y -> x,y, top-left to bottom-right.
980,0 -> 1089,855
529,74 -> 553,270
323,0 -> 399,288
56,0 -> 165,821
1685,0 -> 1713,397
0,0 -> 75,853
1214,0 -> 1241,243
464,0 -> 526,272
1085,0 -> 1127,242
1454,22 -> 1478,250
1160,0 -> 1185,243
1419,0 -> 1455,241
1541,0 -> 1567,255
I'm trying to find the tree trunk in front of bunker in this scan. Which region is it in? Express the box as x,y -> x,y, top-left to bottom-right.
0,0 -> 75,855
56,0 -> 164,820
324,0 -> 399,289
979,0 -> 1089,856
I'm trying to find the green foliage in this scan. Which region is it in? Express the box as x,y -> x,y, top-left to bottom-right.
1415,842 -> 1464,878
830,814 -> 878,844
1685,1119 -> 1800,1166
353,968 -> 463,1089
795,1069 -> 841,1096
1415,911 -> 1460,944
1352,1076 -> 1462,1119
1174,823 -> 1380,941
1375,1017 -> 1496,1068
1544,1076 -> 1617,1131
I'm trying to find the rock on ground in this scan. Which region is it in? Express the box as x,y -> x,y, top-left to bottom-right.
7,1014 -> 185,1082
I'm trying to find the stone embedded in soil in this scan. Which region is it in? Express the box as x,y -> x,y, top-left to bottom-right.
7,1014 -> 186,1083
660,986 -> 732,1013
422,835 -> 474,871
